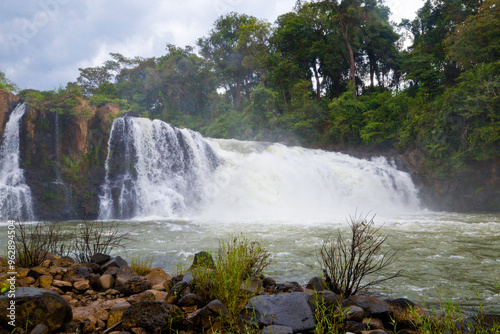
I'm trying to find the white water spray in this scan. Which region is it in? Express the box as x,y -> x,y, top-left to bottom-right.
0,103 -> 34,221
200,139 -> 421,220
99,118 -> 420,220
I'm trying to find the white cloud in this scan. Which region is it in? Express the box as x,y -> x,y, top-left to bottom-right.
0,0 -> 424,91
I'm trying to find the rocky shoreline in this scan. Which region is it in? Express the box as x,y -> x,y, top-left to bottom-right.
1,253 -> 499,334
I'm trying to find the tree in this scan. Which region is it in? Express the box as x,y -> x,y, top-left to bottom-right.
76,66 -> 112,95
0,71 -> 18,92
197,13 -> 270,109
360,3 -> 400,90
323,0 -> 366,89
401,0 -> 483,94
445,0 -> 500,70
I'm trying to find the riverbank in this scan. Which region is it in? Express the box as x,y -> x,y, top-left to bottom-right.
1,253 -> 499,334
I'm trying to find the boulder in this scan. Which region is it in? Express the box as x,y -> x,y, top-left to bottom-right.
63,265 -> 91,283
306,276 -> 328,291
107,301 -> 131,329
127,291 -> 156,304
274,281 -> 303,293
53,256 -> 75,267
115,267 -> 139,291
121,301 -> 183,332
164,281 -> 188,304
261,325 -> 294,334
123,276 -> 152,295
36,275 -> 53,288
100,256 -> 128,273
72,305 -> 108,326
28,267 -> 51,279
308,291 -> 344,313
0,287 -> 72,332
18,276 -> 36,287
52,279 -> 73,290
97,274 -> 115,290
240,292 -> 315,333
90,253 -> 111,265
177,293 -> 206,309
342,295 -> 392,319
73,280 -> 90,291
199,300 -> 230,330
262,277 -> 276,288
145,267 -> 171,286
384,298 -> 421,329
241,276 -> 263,295
343,305 -> 365,323
16,268 -> 30,279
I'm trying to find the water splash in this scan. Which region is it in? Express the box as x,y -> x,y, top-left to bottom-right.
0,103 -> 34,221
99,117 -> 219,219
199,139 -> 421,221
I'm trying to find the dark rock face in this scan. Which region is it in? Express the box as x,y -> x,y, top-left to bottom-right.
0,287 -> 72,332
240,292 -> 315,333
16,98 -> 119,220
121,301 -> 183,332
402,149 -> 500,213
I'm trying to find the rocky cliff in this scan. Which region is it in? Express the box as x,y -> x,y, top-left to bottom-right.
0,89 -> 119,220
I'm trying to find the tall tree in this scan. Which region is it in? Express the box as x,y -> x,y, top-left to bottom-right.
197,13 -> 270,108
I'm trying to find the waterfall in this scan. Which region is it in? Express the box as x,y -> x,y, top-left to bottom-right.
201,139 -> 421,220
99,117 -> 420,221
99,117 -> 219,219
0,103 -> 34,221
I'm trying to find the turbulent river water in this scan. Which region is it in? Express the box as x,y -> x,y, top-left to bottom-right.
0,116 -> 498,312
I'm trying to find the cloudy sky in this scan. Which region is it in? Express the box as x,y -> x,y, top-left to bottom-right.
0,0 -> 424,91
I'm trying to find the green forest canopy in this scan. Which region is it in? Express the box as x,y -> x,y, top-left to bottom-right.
12,0 -> 500,178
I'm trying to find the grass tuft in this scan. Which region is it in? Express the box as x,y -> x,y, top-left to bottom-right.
130,254 -> 155,276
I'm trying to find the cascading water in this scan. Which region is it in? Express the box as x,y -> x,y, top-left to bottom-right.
99,117 -> 420,220
200,139 -> 420,220
99,117 -> 219,219
0,103 -> 34,221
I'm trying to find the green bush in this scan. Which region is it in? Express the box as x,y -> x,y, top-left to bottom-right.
194,234 -> 271,327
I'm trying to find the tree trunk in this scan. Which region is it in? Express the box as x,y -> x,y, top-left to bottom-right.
342,26 -> 356,91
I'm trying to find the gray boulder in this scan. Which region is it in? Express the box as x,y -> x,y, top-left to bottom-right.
240,292 -> 314,332
0,287 -> 72,333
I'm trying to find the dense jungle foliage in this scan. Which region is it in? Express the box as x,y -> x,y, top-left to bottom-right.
11,0 -> 500,178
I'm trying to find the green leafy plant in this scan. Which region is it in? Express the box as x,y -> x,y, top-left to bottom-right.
194,234 -> 271,328
311,292 -> 345,334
